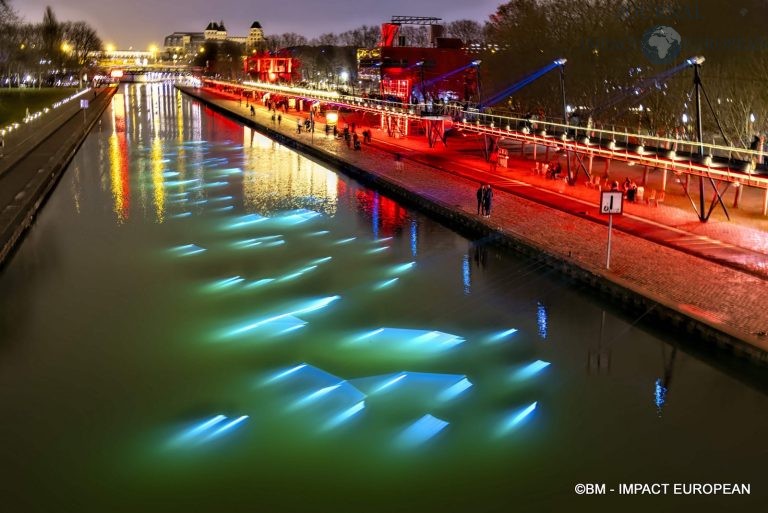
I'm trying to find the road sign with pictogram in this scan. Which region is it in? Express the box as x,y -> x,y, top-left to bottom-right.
600,191 -> 623,215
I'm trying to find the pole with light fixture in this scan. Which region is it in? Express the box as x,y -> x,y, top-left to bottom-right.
556,58 -> 572,184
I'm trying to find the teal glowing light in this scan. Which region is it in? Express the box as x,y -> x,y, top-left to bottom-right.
366,246 -> 390,254
269,209 -> 321,225
374,278 -> 399,290
172,212 -> 192,219
188,199 -> 208,206
162,171 -> 180,178
264,240 -> 286,248
201,415 -> 249,442
170,244 -> 206,256
212,206 -> 234,212
173,415 -> 226,445
170,414 -> 249,446
514,360 -> 551,380
374,237 -> 393,243
264,363 -> 308,384
371,373 -> 407,393
226,296 -> 340,338
278,265 -> 318,282
322,400 -> 365,430
398,414 -> 449,448
233,235 -> 282,248
437,377 -> 473,402
207,276 -> 245,291
211,195 -> 234,202
203,181 -> 229,188
307,230 -> 330,237
390,262 -> 416,275
291,384 -> 342,410
498,402 -> 538,435
217,168 -> 243,175
349,327 -> 464,353
487,328 -> 519,343
226,213 -> 267,229
244,278 -> 275,289
309,256 -> 332,265
334,237 -> 356,245
164,179 -> 200,187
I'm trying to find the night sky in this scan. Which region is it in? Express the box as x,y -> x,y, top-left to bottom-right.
15,0 -> 501,49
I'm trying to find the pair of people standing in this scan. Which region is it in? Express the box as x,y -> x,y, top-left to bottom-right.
476,184 -> 493,217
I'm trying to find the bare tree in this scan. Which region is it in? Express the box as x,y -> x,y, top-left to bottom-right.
445,20 -> 484,44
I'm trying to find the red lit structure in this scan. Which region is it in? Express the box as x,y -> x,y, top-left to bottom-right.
244,52 -> 300,83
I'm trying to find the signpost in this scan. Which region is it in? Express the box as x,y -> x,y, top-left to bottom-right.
80,99 -> 90,126
600,190 -> 623,269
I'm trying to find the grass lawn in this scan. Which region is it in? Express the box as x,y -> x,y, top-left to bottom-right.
0,88 -> 77,125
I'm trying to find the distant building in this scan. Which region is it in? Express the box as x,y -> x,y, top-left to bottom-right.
164,20 -> 265,58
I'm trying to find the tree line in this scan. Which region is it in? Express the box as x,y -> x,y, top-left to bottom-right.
0,2 -> 102,87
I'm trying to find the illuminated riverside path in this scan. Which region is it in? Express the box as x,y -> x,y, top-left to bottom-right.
0,83 -> 766,511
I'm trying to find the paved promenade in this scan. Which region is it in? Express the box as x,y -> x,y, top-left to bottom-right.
181,85 -> 768,361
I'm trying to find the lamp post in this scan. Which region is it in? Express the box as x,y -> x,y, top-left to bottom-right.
472,60 -> 482,106
556,58 -> 573,184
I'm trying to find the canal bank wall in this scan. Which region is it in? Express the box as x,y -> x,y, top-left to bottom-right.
0,86 -> 117,268
186,87 -> 767,363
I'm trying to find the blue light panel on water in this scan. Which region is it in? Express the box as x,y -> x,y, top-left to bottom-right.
172,212 -> 192,219
398,414 -> 449,448
498,402 -> 538,435
322,401 -> 366,430
291,384 -> 342,410
162,171 -> 179,178
487,328 -> 519,343
211,206 -> 234,212
390,262 -> 416,275
201,415 -> 249,442
514,360 -> 551,380
226,296 -> 340,337
264,363 -> 308,384
437,377 -> 473,402
349,328 -> 464,352
307,230 -> 330,237
277,265 -> 318,282
203,181 -> 229,189
210,195 -> 234,202
207,276 -> 245,291
269,209 -> 321,225
373,278 -> 399,290
170,244 -> 206,256
174,415 -> 226,445
263,240 -> 286,247
164,179 -> 200,188
366,246 -> 390,254
334,237 -> 356,245
309,256 -> 333,265
226,214 -> 267,229
244,278 -> 275,289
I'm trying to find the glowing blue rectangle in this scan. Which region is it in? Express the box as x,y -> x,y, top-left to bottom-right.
265,363 -> 308,384
162,171 -> 180,178
201,415 -> 249,442
264,240 -> 285,247
291,384 -> 342,409
437,377 -> 473,402
307,230 -> 330,237
173,415 -> 226,445
398,414 -> 449,448
212,206 -> 234,212
211,195 -> 234,202
277,265 -> 318,282
374,278 -> 399,290
334,237 -> 356,245
372,373 -> 407,394
172,212 -> 192,219
245,278 -> 275,289
309,256 -> 333,265
498,402 -> 538,435
203,181 -> 229,188
390,262 -> 416,275
227,214 -> 267,229
487,328 -> 519,343
207,276 -> 245,291
322,401 -> 365,430
367,246 -> 390,254
514,360 -> 551,380
171,244 -> 206,256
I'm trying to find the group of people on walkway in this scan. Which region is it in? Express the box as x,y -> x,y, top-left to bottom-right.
476,184 -> 493,217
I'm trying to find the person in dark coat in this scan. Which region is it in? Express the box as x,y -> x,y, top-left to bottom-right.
482,184 -> 493,217
476,185 -> 483,214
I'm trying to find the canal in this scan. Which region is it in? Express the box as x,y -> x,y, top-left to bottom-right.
0,83 -> 765,511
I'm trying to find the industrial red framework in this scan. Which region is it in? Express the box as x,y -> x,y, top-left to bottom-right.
243,52 -> 300,83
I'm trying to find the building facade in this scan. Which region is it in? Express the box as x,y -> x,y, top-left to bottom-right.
164,21 -> 265,58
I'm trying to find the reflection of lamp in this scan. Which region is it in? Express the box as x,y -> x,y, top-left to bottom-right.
326,111 -> 339,126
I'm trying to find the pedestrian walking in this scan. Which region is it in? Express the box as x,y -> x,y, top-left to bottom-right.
271,113 -> 276,124
297,119 -> 302,134
277,114 -> 282,126
482,184 -> 493,217
250,106 -> 255,116
476,184 -> 483,214
394,152 -> 404,171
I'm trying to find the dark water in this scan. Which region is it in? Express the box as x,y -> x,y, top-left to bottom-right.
0,83 -> 765,512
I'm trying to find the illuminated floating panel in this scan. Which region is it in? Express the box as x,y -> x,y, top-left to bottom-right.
204,276 -> 246,292
373,278 -> 399,290
164,178 -> 200,188
496,402 -> 538,436
226,314 -> 307,338
514,360 -> 551,381
232,235 -> 283,248
486,328 -> 519,344
170,244 -> 206,256
351,372 -> 472,403
171,212 -> 192,219
350,328 -> 465,353
224,296 -> 340,339
389,262 -> 416,275
277,265 -> 318,282
225,213 -> 267,229
266,209 -> 322,226
211,206 -> 234,213
397,414 -> 449,448
334,237 -> 357,245
262,363 -> 367,430
373,237 -> 393,243
215,168 -> 243,176
203,181 -> 229,189
210,195 -> 234,203
366,246 -> 390,255
306,230 -> 330,237
162,171 -> 180,178
170,414 -> 249,447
